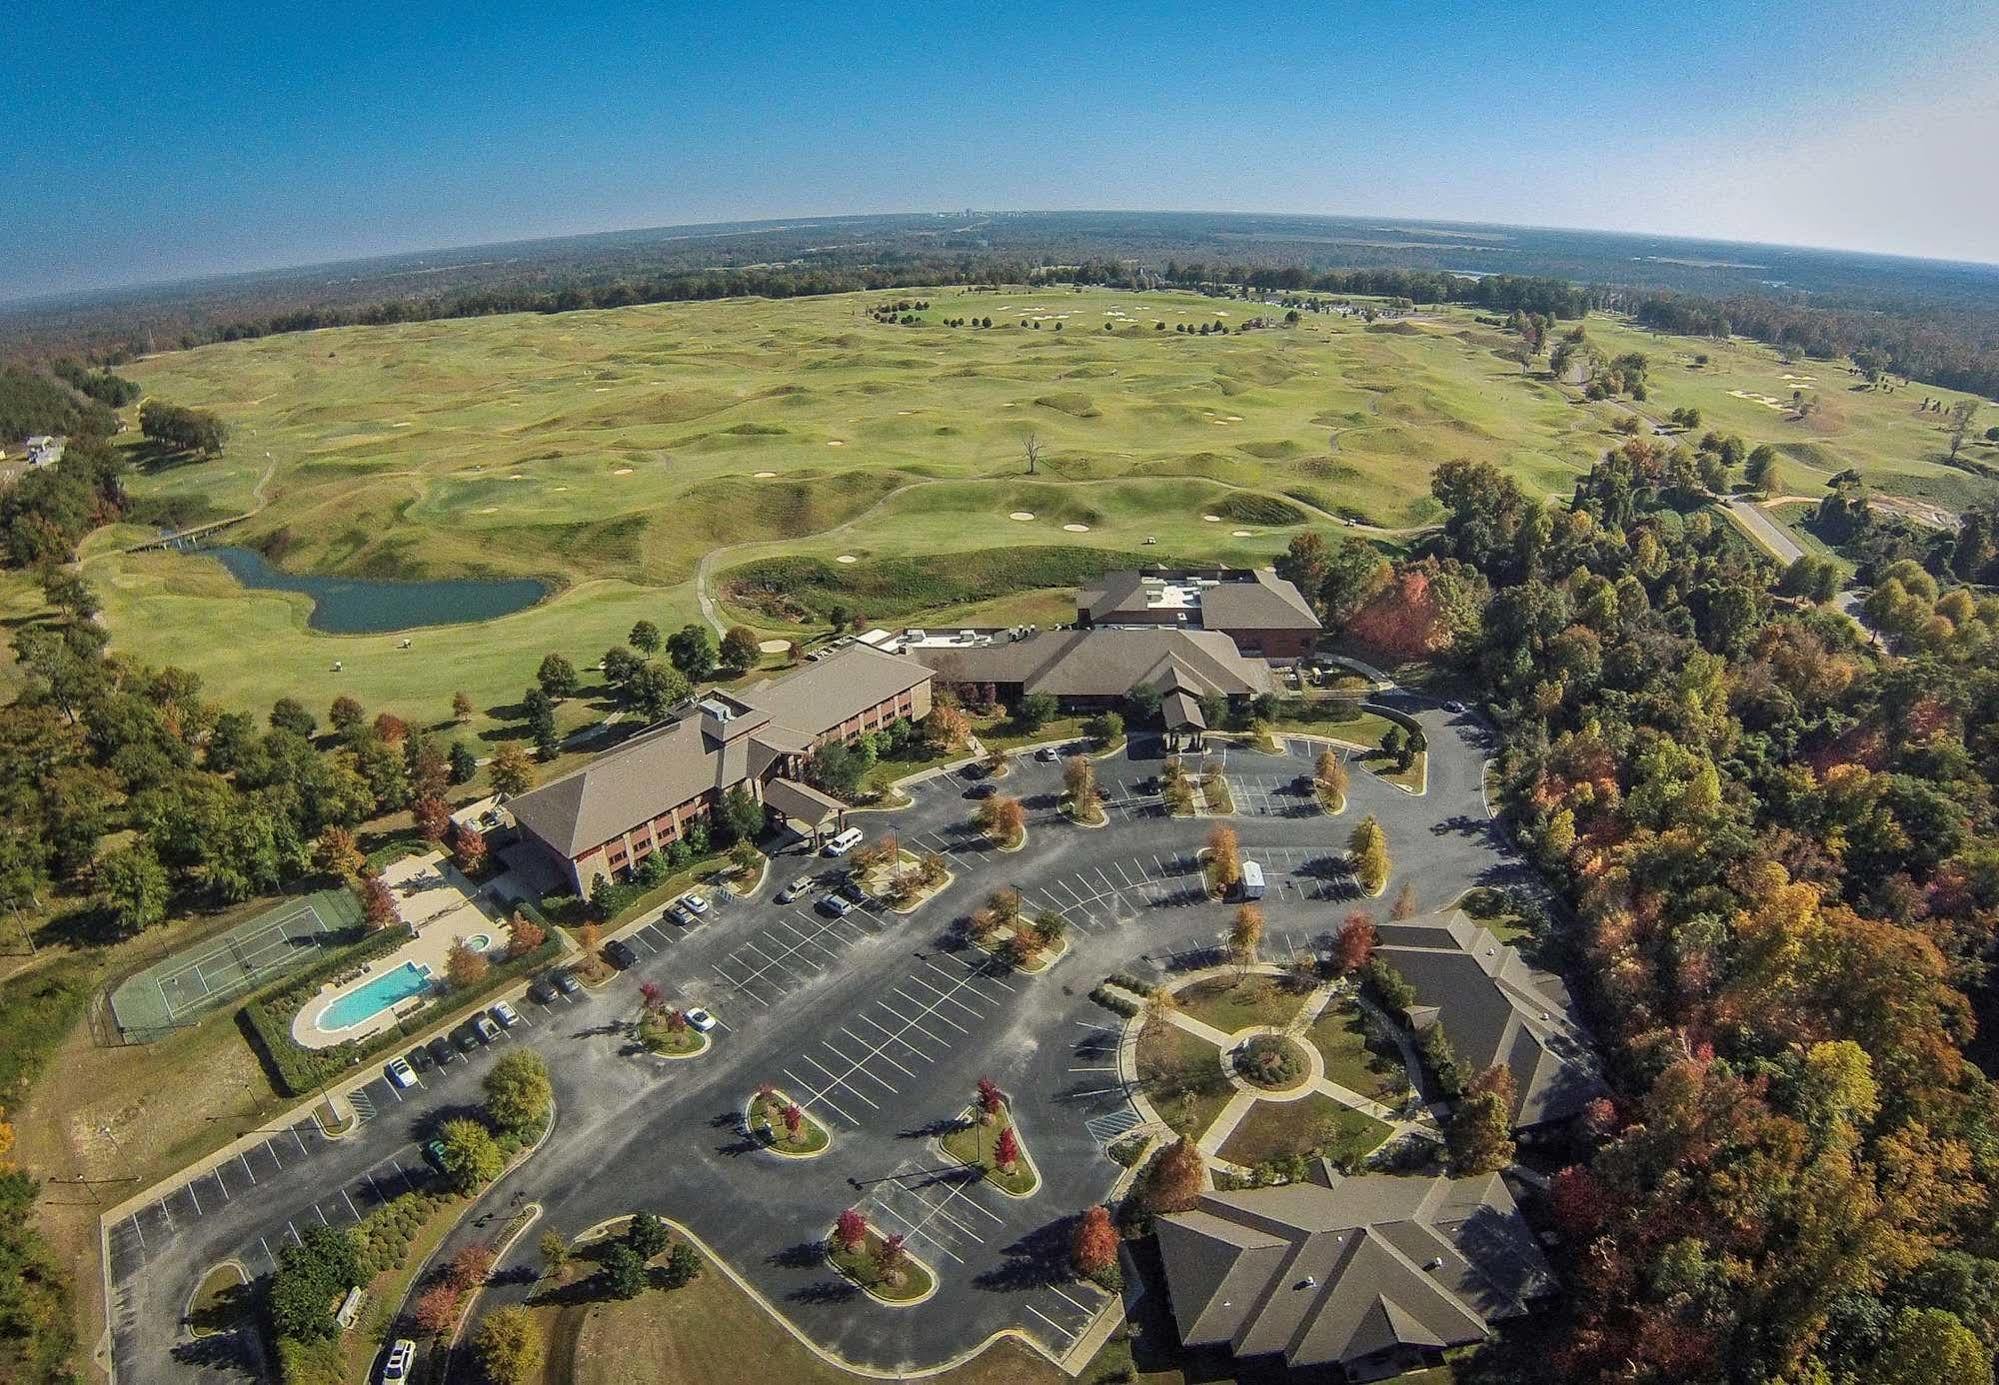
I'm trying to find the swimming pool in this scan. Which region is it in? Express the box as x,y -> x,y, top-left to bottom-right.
320,963 -> 433,1031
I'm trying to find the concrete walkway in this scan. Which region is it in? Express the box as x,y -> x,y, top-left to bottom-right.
1149,970 -> 1438,1166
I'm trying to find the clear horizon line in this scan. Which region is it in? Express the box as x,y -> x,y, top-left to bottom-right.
5,203 -> 1997,311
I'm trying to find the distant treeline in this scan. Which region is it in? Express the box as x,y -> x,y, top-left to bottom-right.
11,245 -> 1995,405
1635,291 -> 1999,399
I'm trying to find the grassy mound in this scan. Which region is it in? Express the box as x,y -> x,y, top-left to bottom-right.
1212,492 -> 1307,526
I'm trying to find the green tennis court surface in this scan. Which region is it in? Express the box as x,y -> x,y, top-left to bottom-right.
109,888 -> 363,1041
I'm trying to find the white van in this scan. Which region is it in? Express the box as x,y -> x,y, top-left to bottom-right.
1237,860 -> 1266,901
822,827 -> 864,857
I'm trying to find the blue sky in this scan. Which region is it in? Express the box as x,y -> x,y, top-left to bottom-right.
5,0 -> 1997,300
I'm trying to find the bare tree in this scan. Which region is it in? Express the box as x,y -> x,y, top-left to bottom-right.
1948,400 -> 1980,463
1020,429 -> 1042,476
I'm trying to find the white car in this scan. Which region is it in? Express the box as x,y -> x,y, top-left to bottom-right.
681,892 -> 710,915
776,875 -> 812,904
382,1339 -> 415,1383
685,1008 -> 718,1033
385,1057 -> 418,1089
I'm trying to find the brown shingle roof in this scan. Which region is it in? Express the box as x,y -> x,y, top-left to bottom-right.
1158,1172 -> 1554,1372
912,629 -> 1273,699
1200,569 -> 1321,632
508,646 -> 930,860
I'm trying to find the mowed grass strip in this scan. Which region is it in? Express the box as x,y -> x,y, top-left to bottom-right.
1216,1092 -> 1392,1170
1306,1000 -> 1409,1102
560,1241 -> 1058,1385
1136,1020 -> 1233,1142
1173,975 -> 1311,1035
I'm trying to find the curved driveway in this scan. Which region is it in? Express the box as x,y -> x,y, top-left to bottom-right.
107,701 -> 1521,1382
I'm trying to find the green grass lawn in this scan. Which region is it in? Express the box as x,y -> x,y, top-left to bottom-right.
184,1264 -> 250,1338
1307,998 -> 1409,1101
1217,1092 -> 1392,1170
1174,975 -> 1311,1035
1135,1020 -> 1234,1141
16,287 -> 1985,727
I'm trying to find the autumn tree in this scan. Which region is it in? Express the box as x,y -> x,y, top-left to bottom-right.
925,702 -> 971,753
489,742 -> 535,796
414,794 -> 451,843
976,794 -> 1026,847
996,1124 -> 1021,1172
1205,825 -> 1241,894
360,873 -> 398,930
1063,754 -> 1100,819
314,825 -> 363,881
538,1230 -> 571,1280
1447,1064 -> 1517,1174
446,937 -> 489,990
1314,749 -> 1348,811
476,1306 -> 543,1385
1390,879 -> 1419,920
1071,1204 -> 1119,1278
1333,911 -> 1378,973
1229,904 -> 1265,970
506,912 -> 545,959
1140,1136 -> 1206,1216
413,1283 -> 460,1336
833,1207 -> 868,1255
1349,816 -> 1389,895
451,822 -> 487,874
446,1242 -> 497,1290
451,690 -> 475,722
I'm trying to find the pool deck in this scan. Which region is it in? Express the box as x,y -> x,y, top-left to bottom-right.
290,851 -> 512,1050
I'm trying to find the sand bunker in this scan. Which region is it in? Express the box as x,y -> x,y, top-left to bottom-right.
508,474 -> 526,481
1729,390 -> 1789,410
476,507 -> 499,514
757,639 -> 790,654
1203,514 -> 1222,522
836,554 -> 858,564
753,470 -> 777,478
1009,511 -> 1036,521
1062,523 -> 1090,533
827,440 -> 845,447
612,467 -> 634,475
1232,530 -> 1254,537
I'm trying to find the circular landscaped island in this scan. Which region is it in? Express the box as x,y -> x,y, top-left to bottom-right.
1236,1034 -> 1311,1092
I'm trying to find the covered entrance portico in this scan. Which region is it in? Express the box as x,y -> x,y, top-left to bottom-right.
1162,688 -> 1206,752
763,777 -> 849,847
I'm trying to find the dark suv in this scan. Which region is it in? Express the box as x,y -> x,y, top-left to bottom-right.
604,939 -> 638,970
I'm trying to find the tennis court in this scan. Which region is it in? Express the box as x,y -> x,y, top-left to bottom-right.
109,888 -> 363,1040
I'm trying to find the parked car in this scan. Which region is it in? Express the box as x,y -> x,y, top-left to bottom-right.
1445,700 -> 1467,714
817,893 -> 854,918
552,969 -> 582,996
604,939 -> 638,970
839,878 -> 869,904
965,781 -> 997,800
382,1339 -> 416,1384
385,1057 -> 418,1089
425,1036 -> 457,1067
421,1140 -> 450,1176
1036,745 -> 1061,762
822,826 -> 864,856
451,1023 -> 482,1052
405,1044 -> 436,1074
681,892 -> 710,915
671,903 -> 701,927
776,875 -> 812,904
471,1015 -> 501,1043
490,1000 -> 521,1028
685,1008 -> 718,1033
526,976 -> 558,1005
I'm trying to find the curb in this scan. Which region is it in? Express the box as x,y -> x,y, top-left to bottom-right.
743,1088 -> 835,1160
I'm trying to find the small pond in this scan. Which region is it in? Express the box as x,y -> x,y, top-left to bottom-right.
202,546 -> 548,634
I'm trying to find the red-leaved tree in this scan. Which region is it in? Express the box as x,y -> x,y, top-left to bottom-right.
833,1207 -> 868,1254
1071,1205 -> 1119,1276
1334,911 -> 1378,973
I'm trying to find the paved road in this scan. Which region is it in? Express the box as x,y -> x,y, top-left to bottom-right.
109,702 -> 1523,1384
1722,496 -> 1806,565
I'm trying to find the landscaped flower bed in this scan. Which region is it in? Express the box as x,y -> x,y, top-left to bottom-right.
939,1097 -> 1040,1196
825,1219 -> 935,1304
1236,1034 -> 1310,1091
748,1087 -> 830,1156
638,1007 -> 709,1058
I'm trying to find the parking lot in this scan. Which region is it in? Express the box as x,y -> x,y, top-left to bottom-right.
110,698 -> 1522,1385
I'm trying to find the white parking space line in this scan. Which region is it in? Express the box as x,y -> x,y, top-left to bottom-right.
869,1198 -> 964,1264
286,1221 -> 303,1247
903,971 -> 988,1019
291,1126 -> 308,1155
894,985 -> 970,1033
341,1189 -> 361,1221
265,1139 -> 284,1170
824,1041 -> 899,1092
239,1151 -> 257,1185
840,1027 -> 917,1078
314,1204 -> 330,1227
800,1053 -> 882,1107
128,1214 -> 146,1252
185,1182 -> 202,1216
856,1010 -> 939,1060
1026,1303 -> 1077,1339
258,1236 -> 276,1272
781,1068 -> 858,1125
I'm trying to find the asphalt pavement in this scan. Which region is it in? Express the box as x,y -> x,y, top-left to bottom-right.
108,699 -> 1524,1383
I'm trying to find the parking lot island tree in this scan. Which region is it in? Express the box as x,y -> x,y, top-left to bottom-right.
1349,815 -> 1390,896
1205,825 -> 1242,896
